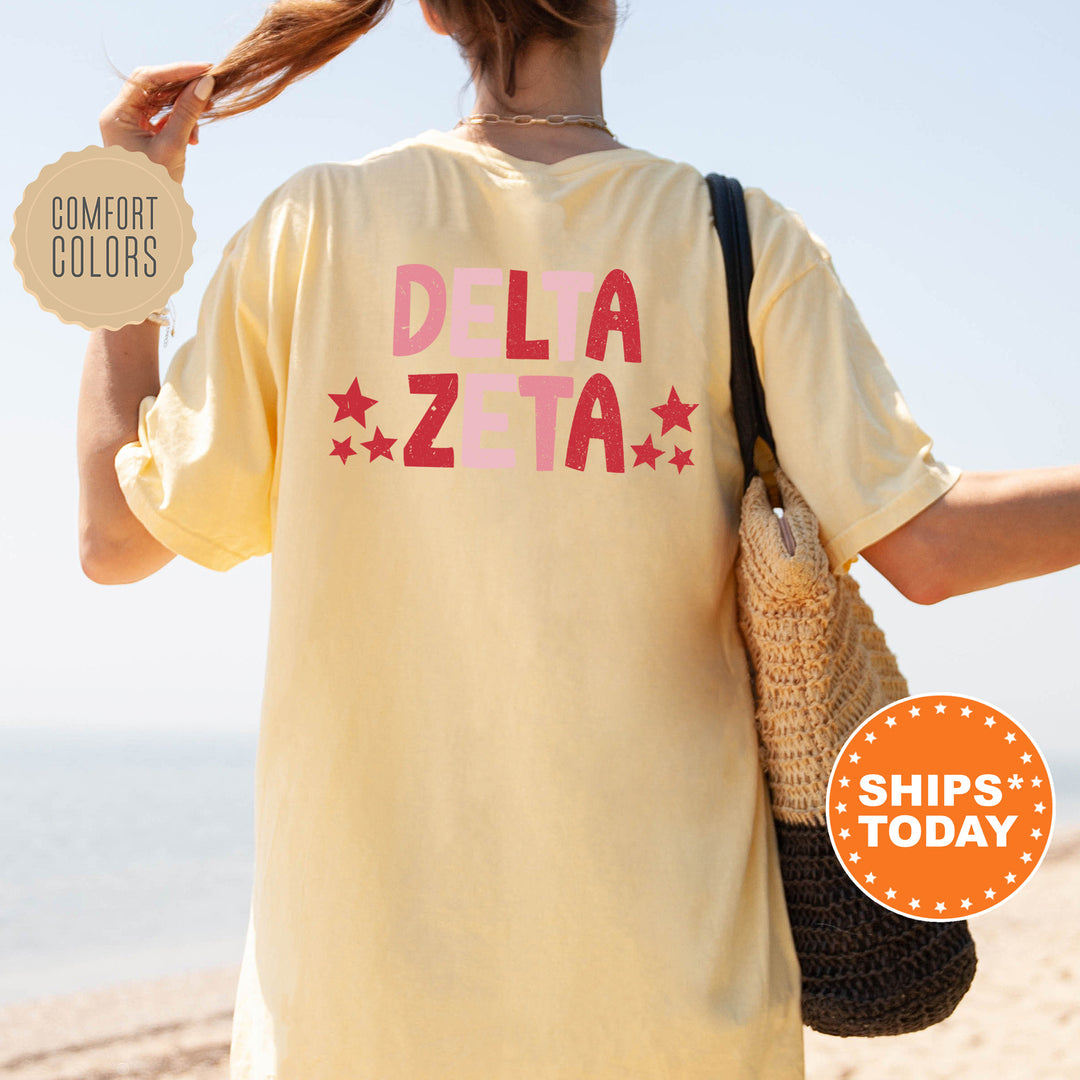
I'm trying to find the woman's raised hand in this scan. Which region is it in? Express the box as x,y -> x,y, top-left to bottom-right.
98,61 -> 216,184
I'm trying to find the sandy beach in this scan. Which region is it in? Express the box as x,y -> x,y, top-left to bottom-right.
2,828 -> 1078,1080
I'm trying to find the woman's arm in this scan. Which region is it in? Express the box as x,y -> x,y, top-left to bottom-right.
77,322 -> 176,583
861,466 -> 1080,604
79,62 -> 215,584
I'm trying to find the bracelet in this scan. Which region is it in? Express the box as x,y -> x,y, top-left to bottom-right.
145,301 -> 175,339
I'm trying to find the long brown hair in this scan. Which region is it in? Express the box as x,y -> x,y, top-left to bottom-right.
136,0 -> 614,124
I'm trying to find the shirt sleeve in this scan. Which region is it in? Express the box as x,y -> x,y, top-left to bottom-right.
746,192 -> 961,573
114,175 -> 307,572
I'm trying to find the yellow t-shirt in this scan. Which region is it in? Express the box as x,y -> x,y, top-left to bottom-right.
115,128 -> 960,1080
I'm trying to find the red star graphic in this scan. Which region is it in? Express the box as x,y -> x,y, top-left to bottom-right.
669,446 -> 693,474
630,433 -> 665,469
360,426 -> 397,462
328,377 -> 378,426
651,386 -> 698,436
330,436 -> 357,464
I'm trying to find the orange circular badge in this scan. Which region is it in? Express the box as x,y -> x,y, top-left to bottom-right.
827,693 -> 1055,921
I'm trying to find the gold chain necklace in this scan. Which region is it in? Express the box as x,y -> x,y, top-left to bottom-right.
457,112 -> 615,139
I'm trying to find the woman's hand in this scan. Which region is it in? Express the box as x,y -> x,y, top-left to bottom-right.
98,61 -> 216,184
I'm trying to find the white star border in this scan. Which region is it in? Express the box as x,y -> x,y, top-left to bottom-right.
824,692 -> 1057,921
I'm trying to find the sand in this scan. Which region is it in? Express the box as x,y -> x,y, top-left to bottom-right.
0,966 -> 236,1080
803,826 -> 1080,1080
2,828 -> 1078,1080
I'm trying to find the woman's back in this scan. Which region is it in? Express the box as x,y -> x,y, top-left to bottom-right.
112,128 -> 959,1078
88,2 -> 1061,1076
121,130 -> 795,1077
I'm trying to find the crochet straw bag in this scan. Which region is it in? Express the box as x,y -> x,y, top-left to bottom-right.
706,173 -> 978,1036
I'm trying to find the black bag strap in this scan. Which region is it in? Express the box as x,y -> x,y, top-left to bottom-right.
705,173 -> 778,491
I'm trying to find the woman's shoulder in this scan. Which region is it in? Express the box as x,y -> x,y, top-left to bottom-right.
743,184 -> 833,287
648,158 -> 837,293
243,136 -> 431,212
276,131 -> 455,188
721,182 -> 839,311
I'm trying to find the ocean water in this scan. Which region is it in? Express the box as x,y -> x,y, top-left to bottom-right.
0,726 -> 257,1007
1,725 -> 1078,1009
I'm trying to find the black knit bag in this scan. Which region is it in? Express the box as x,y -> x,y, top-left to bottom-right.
707,172 -> 978,1037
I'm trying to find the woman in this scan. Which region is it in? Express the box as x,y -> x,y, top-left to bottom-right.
78,2 -> 1080,1078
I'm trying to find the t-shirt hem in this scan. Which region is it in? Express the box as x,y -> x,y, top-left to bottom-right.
114,445 -> 252,573
824,461 -> 962,573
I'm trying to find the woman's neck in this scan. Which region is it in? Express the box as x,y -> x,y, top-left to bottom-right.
450,35 -> 625,164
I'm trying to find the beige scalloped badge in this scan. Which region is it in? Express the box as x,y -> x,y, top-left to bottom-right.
11,145 -> 195,330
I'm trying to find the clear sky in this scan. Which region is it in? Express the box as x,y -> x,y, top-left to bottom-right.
3,2 -> 1078,767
